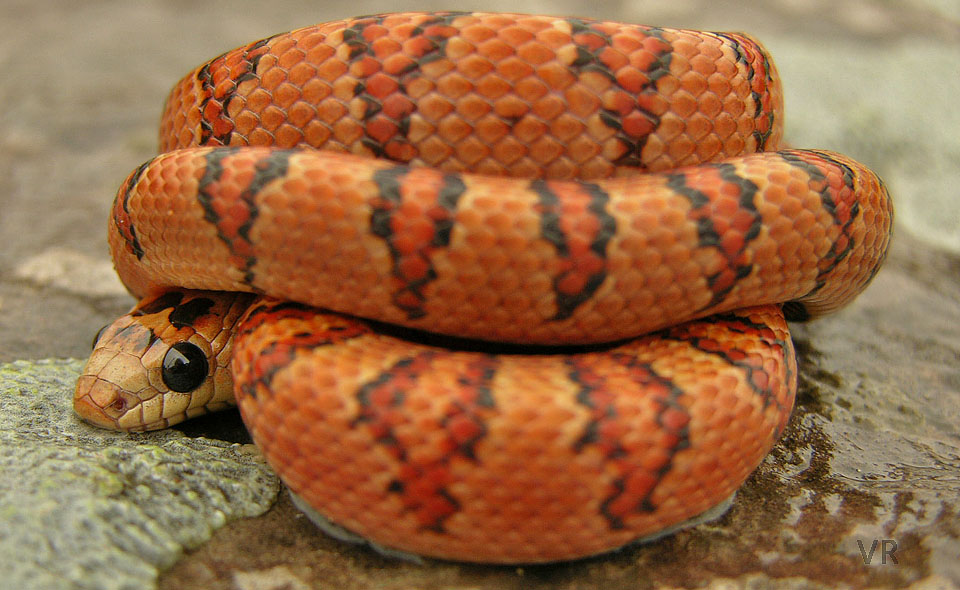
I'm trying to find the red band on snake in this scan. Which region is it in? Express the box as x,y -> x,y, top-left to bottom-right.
74,12 -> 892,563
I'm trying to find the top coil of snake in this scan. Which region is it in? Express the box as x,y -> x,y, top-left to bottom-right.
159,12 -> 783,179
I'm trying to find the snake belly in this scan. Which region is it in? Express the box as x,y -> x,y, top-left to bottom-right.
74,12 -> 893,563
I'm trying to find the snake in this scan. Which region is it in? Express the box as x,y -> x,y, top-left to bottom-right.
73,12 -> 893,563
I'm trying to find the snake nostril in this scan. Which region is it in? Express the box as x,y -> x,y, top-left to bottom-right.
111,398 -> 126,412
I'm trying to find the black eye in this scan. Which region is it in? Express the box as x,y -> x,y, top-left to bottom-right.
161,342 -> 209,393
91,325 -> 108,349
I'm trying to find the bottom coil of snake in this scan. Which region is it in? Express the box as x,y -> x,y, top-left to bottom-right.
77,290 -> 796,562
74,13 -> 892,563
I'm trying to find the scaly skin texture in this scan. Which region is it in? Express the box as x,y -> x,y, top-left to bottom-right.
109,146 -> 890,344
75,13 -> 893,563
159,12 -> 782,177
76,290 -> 797,562
232,298 -> 797,563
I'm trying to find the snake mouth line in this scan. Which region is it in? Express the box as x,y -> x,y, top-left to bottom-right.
74,374 -> 186,433
73,390 -> 184,433
73,378 -> 126,431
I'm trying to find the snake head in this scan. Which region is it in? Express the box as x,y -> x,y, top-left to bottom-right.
74,290 -> 255,432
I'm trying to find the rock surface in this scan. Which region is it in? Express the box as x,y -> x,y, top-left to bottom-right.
1,0 -> 957,589
0,359 -> 278,590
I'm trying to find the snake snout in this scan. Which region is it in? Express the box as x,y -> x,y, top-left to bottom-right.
73,374 -> 134,430
74,346 -> 159,431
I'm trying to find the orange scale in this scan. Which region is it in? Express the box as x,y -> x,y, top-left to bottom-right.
277,47 -> 306,70
274,124 -> 303,147
529,136 -> 563,164
516,41 -> 555,65
418,93 -> 456,120
534,26 -> 570,48
623,111 -> 657,139
286,101 -> 317,128
477,73 -> 511,99
259,106 -> 286,132
454,137 -> 489,165
401,36 -> 439,59
331,118 -> 363,144
473,115 -> 508,144
436,72 -> 473,98
515,77 -> 549,102
492,95 -> 528,119
460,23 -> 497,44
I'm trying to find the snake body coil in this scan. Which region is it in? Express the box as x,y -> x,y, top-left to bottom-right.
75,13 -> 892,563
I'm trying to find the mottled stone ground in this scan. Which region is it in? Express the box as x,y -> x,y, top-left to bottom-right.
2,1 -> 957,588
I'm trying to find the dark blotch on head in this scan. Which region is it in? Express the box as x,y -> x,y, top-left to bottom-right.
169,297 -> 216,329
136,291 -> 186,316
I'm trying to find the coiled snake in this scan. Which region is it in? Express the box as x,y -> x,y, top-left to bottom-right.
74,12 -> 892,563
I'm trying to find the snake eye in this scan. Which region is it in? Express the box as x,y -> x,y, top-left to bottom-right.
91,325 -> 108,349
161,342 -> 209,393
